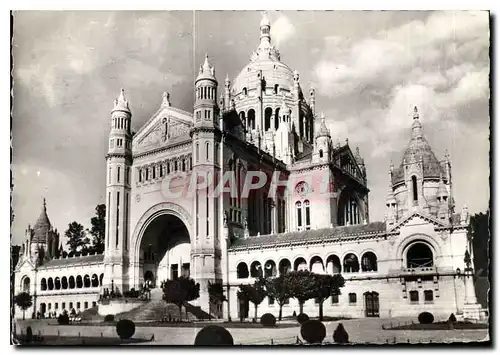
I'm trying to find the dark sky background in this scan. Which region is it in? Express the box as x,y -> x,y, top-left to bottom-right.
11,10 -> 490,246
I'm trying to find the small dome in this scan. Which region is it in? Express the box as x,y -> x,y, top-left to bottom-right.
32,198 -> 52,243
196,54 -> 217,83
112,88 -> 130,114
260,12 -> 270,27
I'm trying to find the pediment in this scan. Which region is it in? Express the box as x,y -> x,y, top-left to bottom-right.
388,212 -> 449,233
15,258 -> 36,273
133,106 -> 193,151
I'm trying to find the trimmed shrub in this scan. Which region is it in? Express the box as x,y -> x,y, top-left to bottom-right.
292,311 -> 297,318
57,313 -> 70,325
300,320 -> 326,344
418,312 -> 434,324
333,323 -> 349,344
260,313 -> 276,327
448,313 -> 457,323
297,313 -> 309,325
116,319 -> 136,340
26,326 -> 33,343
104,314 -> 115,322
194,325 -> 234,345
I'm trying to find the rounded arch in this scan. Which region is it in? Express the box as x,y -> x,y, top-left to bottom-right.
337,189 -> 363,226
343,253 -> 360,273
76,275 -> 83,288
278,258 -> 292,276
396,234 -> 441,264
250,261 -> 263,278
361,251 -> 378,272
40,278 -> 47,291
61,276 -> 68,289
21,276 -> 31,293
54,277 -> 61,290
47,277 -> 54,291
132,202 -> 192,262
293,256 -> 307,271
237,262 -> 249,279
99,273 -> 104,286
69,276 -> 75,289
326,254 -> 341,274
275,107 -> 280,129
264,107 -> 273,131
405,241 -> 434,268
309,255 -> 325,273
91,274 -> 99,287
247,109 -> 256,130
84,274 -> 91,288
264,259 -> 277,277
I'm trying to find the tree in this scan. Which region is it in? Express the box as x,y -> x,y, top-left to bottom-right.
65,222 -> 89,255
208,281 -> 227,319
312,273 -> 345,321
470,212 -> 489,277
14,292 -> 32,320
286,270 -> 317,315
162,277 -> 200,321
237,280 -> 267,321
88,204 -> 106,254
263,275 -> 292,321
11,245 -> 21,270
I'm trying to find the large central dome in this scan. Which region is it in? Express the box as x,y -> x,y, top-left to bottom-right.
231,12 -> 295,96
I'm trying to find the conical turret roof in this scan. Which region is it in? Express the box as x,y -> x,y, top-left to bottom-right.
316,113 -> 330,138
32,198 -> 52,243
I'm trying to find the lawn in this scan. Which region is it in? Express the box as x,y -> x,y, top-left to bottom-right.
384,321 -> 489,331
14,335 -> 149,345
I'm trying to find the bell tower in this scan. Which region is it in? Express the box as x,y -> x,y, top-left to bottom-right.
103,88 -> 132,294
191,54 -> 222,312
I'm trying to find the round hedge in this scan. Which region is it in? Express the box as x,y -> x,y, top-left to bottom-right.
418,312 -> 434,324
300,320 -> 326,344
333,323 -> 349,344
297,313 -> 309,325
260,313 -> 276,327
57,313 -> 70,325
194,325 -> 234,345
104,314 -> 115,322
116,319 -> 136,340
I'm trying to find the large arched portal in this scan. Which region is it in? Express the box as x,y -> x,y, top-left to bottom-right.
139,213 -> 191,288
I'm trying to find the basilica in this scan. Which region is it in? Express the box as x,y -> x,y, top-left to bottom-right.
14,13 -> 485,321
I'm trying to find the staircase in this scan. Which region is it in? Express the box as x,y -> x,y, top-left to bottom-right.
116,289 -> 197,322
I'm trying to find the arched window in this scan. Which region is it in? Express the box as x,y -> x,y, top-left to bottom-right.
206,142 -> 210,161
196,143 -> 199,163
61,276 -> 68,289
117,166 -> 121,183
99,273 -> 104,286
361,252 -> 378,272
91,274 -> 99,287
274,84 -> 279,95
242,87 -> 247,96
145,167 -> 149,181
319,149 -> 323,158
343,253 -> 360,273
239,111 -> 246,127
250,261 -> 263,278
237,262 -> 249,279
55,277 -> 61,290
412,176 -> 418,202
310,256 -> 324,273
304,200 -> 311,230
264,260 -> 277,277
294,257 -> 307,271
248,109 -> 256,130
69,276 -> 75,289
76,275 -> 83,288
48,278 -> 54,290
152,165 -> 156,179
406,242 -> 434,268
84,275 -> 91,288
22,276 -> 31,293
275,108 -> 280,130
264,107 -> 273,131
40,278 -> 47,291
326,255 -> 341,274
278,259 -> 291,276
296,201 -> 302,230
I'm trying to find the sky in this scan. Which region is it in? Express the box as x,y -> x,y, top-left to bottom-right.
11,10 -> 490,246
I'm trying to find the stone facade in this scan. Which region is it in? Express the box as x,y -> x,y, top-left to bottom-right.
14,13 -> 484,321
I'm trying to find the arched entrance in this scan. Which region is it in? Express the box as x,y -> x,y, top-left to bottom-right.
364,292 -> 379,317
138,213 -> 191,288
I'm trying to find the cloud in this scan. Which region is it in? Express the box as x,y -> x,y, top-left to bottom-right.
271,15 -> 296,47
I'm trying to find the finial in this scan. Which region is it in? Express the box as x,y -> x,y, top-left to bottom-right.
345,138 -> 349,145
225,73 -> 230,84
320,112 -> 325,121
356,146 -> 360,155
293,70 -> 299,82
260,11 -> 270,27
413,105 -> 419,120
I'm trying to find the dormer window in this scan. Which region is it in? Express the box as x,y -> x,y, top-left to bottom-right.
411,176 -> 418,202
